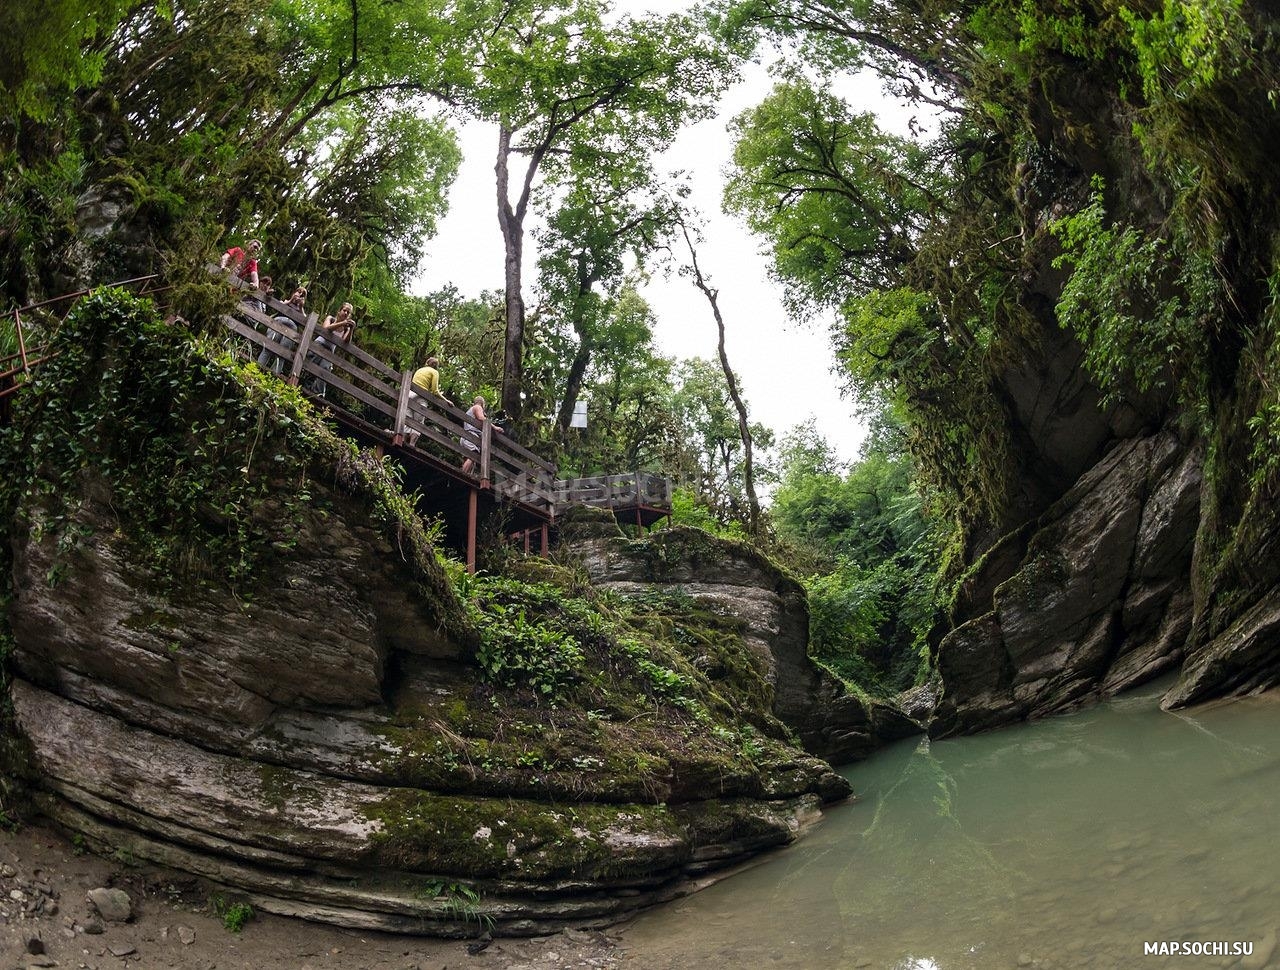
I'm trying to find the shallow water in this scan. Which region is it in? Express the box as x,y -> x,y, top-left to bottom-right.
624,682 -> 1280,969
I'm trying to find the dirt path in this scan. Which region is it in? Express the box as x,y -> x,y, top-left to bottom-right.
1,825 -> 633,970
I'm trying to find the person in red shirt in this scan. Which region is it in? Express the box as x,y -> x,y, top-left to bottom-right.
219,239 -> 262,288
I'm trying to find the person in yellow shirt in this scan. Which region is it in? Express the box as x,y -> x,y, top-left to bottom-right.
411,356 -> 445,398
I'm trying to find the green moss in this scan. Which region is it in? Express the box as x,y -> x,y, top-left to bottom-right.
365,790 -> 687,881
0,288 -> 474,648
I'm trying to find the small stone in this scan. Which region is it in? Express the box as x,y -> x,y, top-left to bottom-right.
177,925 -> 195,945
106,941 -> 136,958
11,888 -> 26,900
86,888 -> 132,923
82,919 -> 104,935
1018,955 -> 1033,967
61,928 -> 76,940
0,863 -> 16,877
45,902 -> 59,916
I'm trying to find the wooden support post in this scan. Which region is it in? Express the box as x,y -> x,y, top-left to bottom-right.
524,530 -> 531,554
479,420 -> 492,487
467,488 -> 478,575
540,523 -> 549,556
288,312 -> 319,385
392,369 -> 413,445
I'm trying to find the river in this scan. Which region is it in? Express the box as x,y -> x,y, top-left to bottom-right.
623,681 -> 1280,969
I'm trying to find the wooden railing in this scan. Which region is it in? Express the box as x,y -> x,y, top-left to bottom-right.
217,269 -> 664,521
4,269 -> 672,527
554,471 -> 672,509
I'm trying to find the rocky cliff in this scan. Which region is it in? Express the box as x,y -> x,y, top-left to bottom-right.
924,5 -> 1280,733
562,515 -> 921,763
0,291 -> 850,936
931,430 -> 1202,736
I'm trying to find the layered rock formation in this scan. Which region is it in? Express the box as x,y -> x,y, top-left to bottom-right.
0,293 -> 850,936
931,430 -> 1202,736
562,515 -> 921,763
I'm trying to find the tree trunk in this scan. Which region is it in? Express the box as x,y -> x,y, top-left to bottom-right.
555,341 -> 592,436
555,253 -> 601,436
683,226 -> 761,536
495,125 -> 525,421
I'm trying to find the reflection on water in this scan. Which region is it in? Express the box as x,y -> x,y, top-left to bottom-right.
624,681 -> 1280,969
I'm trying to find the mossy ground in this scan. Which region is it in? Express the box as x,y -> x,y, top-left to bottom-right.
376,557 -> 809,806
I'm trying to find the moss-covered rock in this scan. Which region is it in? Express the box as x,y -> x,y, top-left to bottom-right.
563,525 -> 922,763
0,290 -> 849,935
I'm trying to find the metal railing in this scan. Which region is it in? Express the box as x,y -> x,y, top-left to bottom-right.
1,276 -> 166,402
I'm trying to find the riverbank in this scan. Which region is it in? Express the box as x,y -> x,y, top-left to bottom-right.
0,824 -> 629,970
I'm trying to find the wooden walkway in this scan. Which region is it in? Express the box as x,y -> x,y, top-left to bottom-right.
2,273 -> 672,569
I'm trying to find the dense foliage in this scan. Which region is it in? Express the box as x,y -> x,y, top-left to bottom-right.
772,416 -> 939,693
10,0 -> 1278,705
720,0 -> 1280,644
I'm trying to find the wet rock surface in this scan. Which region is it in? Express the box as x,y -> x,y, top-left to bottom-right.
7,505 -> 837,936
5,474 -> 845,935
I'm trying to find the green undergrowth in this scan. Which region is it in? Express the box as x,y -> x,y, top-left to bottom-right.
379,554 -> 813,805
0,287 -> 472,643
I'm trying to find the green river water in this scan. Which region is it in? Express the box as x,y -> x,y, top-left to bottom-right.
624,681 -> 1280,969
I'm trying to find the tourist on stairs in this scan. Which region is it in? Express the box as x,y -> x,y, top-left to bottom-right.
309,301 -> 356,397
219,238 -> 262,288
461,394 -> 503,475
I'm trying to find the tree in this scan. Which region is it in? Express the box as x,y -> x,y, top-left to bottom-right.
668,357 -> 772,529
680,220 -> 762,535
535,163 -> 679,438
439,0 -> 736,421
773,413 -> 940,692
724,76 -> 942,313
1,0 -> 462,317
555,288 -> 680,476
0,0 -> 140,127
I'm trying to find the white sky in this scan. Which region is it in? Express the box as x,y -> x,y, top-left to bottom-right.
415,13 -> 922,465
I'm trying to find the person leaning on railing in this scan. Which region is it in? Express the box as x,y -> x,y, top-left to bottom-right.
410,356 -> 452,403
243,275 -> 273,315
219,238 -> 262,288
308,301 -> 356,397
461,394 -> 503,475
256,284 -> 307,375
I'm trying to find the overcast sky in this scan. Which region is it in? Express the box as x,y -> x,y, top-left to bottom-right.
414,14 -> 921,466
